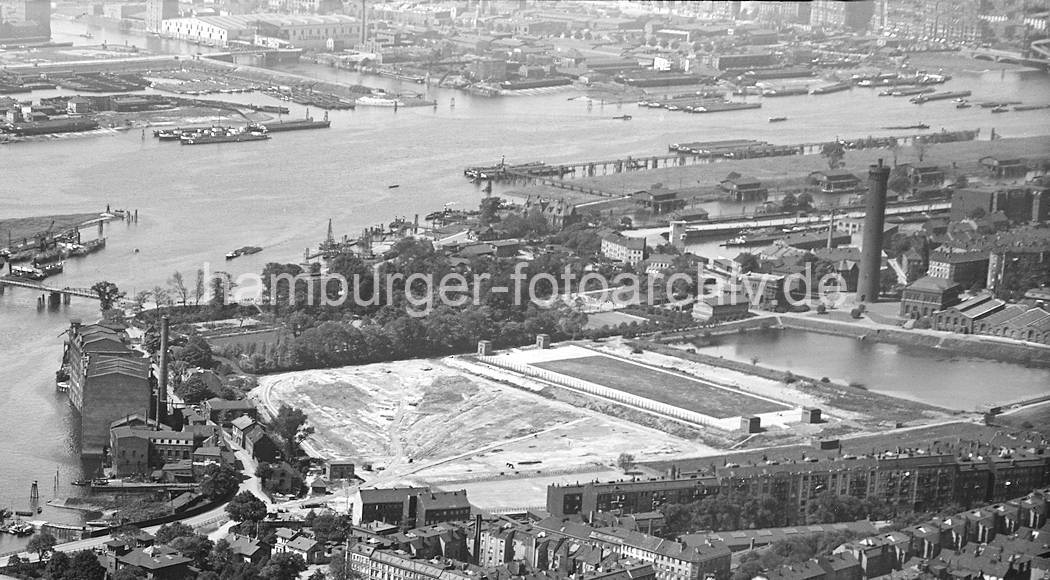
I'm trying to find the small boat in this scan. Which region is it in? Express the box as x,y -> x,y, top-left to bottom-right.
956,102 -> 972,109
14,510 -> 33,517
91,478 -> 109,486
387,184 -> 400,189
612,114 -> 632,120
80,32 -> 93,39
71,479 -> 90,486
991,106 -> 1008,113
768,116 -> 788,122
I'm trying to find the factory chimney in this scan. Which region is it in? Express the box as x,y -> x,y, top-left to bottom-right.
156,315 -> 170,427
856,159 -> 891,303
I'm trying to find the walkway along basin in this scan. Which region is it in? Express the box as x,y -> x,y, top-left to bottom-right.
685,327 -> 1050,411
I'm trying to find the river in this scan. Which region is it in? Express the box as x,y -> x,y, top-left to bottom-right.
1,19 -> 1049,552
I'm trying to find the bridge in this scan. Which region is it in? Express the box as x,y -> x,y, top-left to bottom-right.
670,201 -> 951,242
0,276 -> 99,306
969,46 -> 1050,67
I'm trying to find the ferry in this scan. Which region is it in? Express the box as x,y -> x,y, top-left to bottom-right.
10,265 -> 46,280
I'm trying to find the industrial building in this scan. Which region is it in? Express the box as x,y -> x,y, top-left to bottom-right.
161,13 -> 359,49
62,322 -> 152,455
0,0 -> 49,43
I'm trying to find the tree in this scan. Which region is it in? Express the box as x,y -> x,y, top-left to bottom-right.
821,141 -> 845,170
479,196 -> 503,225
91,281 -> 125,311
155,522 -> 195,545
201,464 -> 242,500
309,570 -> 328,580
44,550 -> 72,579
27,530 -> 57,561
737,253 -> 761,273
113,566 -> 148,580
226,491 -> 267,534
132,289 -> 152,311
66,549 -> 107,580
780,193 -> 799,212
152,285 -> 171,308
617,452 -> 636,473
169,271 -> 190,306
888,167 -> 911,195
169,534 -> 214,568
176,335 -> 214,368
271,404 -> 313,458
330,553 -> 363,580
176,374 -> 215,404
914,138 -> 929,163
194,268 -> 207,306
259,552 -> 307,580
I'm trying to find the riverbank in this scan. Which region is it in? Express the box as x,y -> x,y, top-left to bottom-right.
777,314 -> 1050,368
566,135 -> 1050,197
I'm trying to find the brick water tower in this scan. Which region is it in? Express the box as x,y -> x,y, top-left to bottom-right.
856,159 -> 891,303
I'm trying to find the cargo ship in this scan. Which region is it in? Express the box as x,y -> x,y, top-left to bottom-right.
2,118 -> 99,136
810,81 -> 851,95
910,90 -> 972,104
258,117 -> 331,132
356,95 -> 403,107
225,246 -> 263,260
690,101 -> 762,113
180,126 -> 269,145
761,86 -> 809,97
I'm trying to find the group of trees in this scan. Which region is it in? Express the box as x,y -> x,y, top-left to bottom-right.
732,529 -> 864,580
661,491 -> 898,538
6,546 -> 106,580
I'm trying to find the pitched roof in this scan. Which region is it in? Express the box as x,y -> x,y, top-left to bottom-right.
286,536 -> 320,552
118,546 -> 191,570
906,276 -> 960,293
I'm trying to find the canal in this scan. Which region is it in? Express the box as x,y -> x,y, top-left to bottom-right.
688,327 -> 1050,411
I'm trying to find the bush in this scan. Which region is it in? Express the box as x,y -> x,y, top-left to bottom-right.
820,377 -> 830,383
816,304 -> 827,315
850,307 -> 864,319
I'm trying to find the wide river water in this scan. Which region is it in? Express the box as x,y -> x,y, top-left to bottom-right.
1,19 -> 1049,551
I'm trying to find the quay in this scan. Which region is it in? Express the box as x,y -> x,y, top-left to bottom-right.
466,131 -> 976,194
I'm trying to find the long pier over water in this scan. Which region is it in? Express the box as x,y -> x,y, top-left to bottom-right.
0,276 -> 99,307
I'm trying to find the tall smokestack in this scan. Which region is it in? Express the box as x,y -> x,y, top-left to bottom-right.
472,514 -> 482,564
157,315 -> 170,426
857,159 -> 890,303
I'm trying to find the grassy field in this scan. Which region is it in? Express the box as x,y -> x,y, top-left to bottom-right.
532,354 -> 789,418
0,213 -> 101,247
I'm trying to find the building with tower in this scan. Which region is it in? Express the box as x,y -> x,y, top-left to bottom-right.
146,0 -> 178,33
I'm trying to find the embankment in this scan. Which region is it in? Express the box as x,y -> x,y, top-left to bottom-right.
777,316 -> 1050,367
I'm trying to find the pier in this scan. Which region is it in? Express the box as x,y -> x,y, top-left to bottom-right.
0,277 -> 99,307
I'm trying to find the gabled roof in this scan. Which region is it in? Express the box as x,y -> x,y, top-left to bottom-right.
86,355 -> 149,380
286,536 -> 320,552
231,415 -> 257,430
905,276 -> 960,293
118,546 -> 191,570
